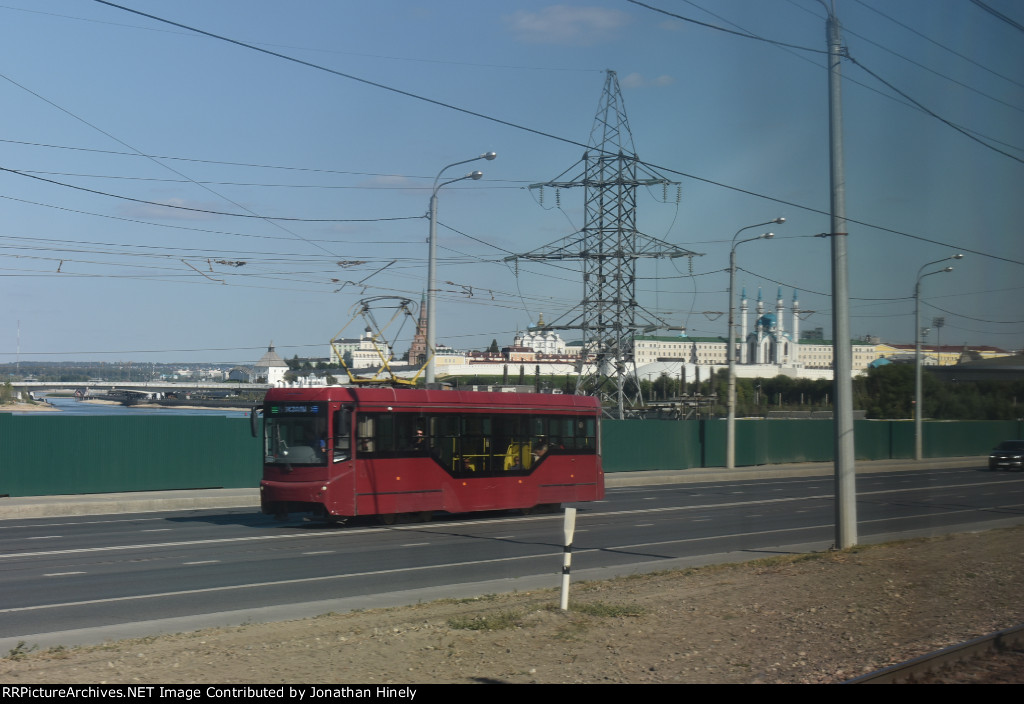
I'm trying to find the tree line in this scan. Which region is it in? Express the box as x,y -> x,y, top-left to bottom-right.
638,364 -> 1022,420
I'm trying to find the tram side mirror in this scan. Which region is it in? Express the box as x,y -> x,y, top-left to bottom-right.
250,406 -> 262,438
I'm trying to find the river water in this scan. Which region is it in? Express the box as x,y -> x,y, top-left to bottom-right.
26,395 -> 250,418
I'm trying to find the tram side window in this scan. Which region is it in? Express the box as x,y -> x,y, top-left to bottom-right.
529,415 -> 557,456
528,414 -> 595,454
428,414 -> 460,469
493,414 -> 530,472
459,416 -> 491,473
355,413 -> 428,457
395,414 -> 426,453
575,416 -> 597,451
356,415 -> 375,453
350,410 -> 595,470
333,407 -> 351,461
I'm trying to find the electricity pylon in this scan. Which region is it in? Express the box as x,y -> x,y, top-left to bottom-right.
505,70 -> 701,418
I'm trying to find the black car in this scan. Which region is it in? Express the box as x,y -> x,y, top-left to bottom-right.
988,440 -> 1024,471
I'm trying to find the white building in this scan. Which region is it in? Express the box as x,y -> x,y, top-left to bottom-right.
633,289 -> 876,380
253,343 -> 289,386
349,328 -> 394,370
513,315 -> 568,356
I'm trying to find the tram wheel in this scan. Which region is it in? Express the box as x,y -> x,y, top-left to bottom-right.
416,511 -> 433,522
378,513 -> 397,525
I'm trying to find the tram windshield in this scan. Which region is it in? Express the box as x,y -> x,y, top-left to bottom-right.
264,401 -> 330,466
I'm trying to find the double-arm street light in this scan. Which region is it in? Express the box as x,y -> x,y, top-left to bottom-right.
914,253 -> 962,459
426,152 -> 497,385
726,218 -> 784,469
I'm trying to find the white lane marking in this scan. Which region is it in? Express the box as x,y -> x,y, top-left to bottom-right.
43,571 -> 85,577
7,503 -> 1022,616
4,479 -> 1017,561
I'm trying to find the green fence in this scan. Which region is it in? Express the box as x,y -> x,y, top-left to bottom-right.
0,414 -> 261,497
0,414 -> 1020,497
601,418 -> 1022,473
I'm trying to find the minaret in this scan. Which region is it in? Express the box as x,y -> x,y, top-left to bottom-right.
792,290 -> 801,366
776,287 -> 785,364
755,289 -> 765,363
739,287 -> 749,364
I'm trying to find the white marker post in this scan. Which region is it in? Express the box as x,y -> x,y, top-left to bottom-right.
560,507 -> 577,610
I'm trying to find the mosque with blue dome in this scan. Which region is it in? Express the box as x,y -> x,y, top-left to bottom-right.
741,287 -> 801,366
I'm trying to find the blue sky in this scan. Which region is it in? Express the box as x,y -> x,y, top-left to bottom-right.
0,0 -> 1020,365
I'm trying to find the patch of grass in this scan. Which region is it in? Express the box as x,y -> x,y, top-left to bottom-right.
558,601 -> 644,618
447,610 -> 524,631
437,593 -> 503,606
553,617 -> 590,642
5,641 -> 37,661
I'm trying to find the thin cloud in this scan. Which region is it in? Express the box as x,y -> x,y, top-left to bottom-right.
359,175 -> 421,190
503,5 -> 631,46
620,72 -> 675,89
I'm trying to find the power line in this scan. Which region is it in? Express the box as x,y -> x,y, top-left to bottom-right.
844,54 -> 1024,166
0,69 -> 343,258
628,0 -> 825,53
91,0 -> 592,153
0,165 -> 424,222
79,0 -> 1024,271
840,21 -> 1024,117
852,0 -> 1024,90
0,193 -> 421,247
970,0 -> 1024,33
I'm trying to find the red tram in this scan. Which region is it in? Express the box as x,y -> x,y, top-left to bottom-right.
255,387 -> 604,521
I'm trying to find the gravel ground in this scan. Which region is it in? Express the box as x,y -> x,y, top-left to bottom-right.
1,525 -> 1021,684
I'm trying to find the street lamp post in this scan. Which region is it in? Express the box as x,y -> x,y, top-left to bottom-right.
914,254 -> 962,459
727,218 -> 784,470
426,152 -> 497,386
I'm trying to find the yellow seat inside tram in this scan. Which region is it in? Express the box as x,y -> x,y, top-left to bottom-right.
503,442 -> 532,471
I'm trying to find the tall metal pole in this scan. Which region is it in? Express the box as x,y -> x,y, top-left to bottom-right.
914,276 -> 922,459
826,2 -> 857,549
425,152 -> 496,386
727,223 -> 781,470
914,257 -> 959,459
427,189 -> 440,385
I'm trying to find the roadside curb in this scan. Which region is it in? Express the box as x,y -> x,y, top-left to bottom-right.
0,457 -> 986,520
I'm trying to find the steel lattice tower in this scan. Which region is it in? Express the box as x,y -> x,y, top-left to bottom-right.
506,71 -> 701,418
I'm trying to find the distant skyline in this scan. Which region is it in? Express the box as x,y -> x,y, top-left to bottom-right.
0,1 -> 1021,365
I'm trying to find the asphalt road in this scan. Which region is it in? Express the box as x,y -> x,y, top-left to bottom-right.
2,457 -> 1021,652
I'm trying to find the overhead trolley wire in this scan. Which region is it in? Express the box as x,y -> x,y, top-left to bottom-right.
0,165 -> 424,222
92,0 -> 1024,269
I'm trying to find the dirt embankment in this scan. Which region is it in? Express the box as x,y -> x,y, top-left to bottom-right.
1,526 -> 1022,684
